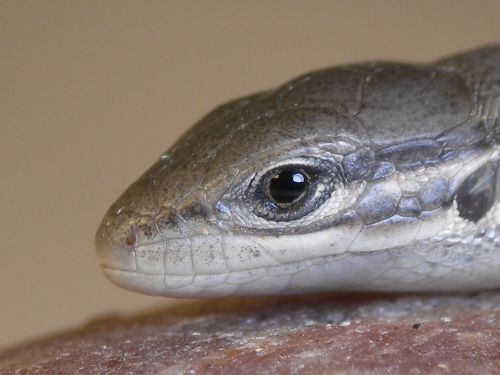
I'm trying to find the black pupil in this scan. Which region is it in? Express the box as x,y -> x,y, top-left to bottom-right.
269,170 -> 308,204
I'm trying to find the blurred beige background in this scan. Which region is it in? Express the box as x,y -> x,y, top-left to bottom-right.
1,1 -> 499,348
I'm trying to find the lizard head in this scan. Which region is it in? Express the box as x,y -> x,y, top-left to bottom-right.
96,46 -> 500,297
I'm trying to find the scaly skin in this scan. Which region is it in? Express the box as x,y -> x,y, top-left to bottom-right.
96,45 -> 500,298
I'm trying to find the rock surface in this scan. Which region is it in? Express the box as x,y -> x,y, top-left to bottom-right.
0,292 -> 499,375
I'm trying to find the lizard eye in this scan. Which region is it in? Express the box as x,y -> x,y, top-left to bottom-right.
247,157 -> 344,222
268,170 -> 310,205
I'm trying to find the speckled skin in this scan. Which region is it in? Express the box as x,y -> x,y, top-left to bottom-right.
96,46 -> 500,297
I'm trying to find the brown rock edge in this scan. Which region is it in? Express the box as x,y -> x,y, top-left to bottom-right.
0,292 -> 499,375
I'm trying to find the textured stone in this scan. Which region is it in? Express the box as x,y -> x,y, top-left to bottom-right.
0,292 -> 499,375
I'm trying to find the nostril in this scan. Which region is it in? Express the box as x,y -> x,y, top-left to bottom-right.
124,231 -> 137,247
